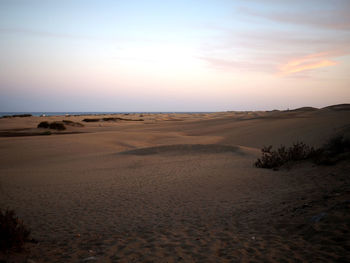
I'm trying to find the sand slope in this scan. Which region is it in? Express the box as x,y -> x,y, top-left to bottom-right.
0,106 -> 349,262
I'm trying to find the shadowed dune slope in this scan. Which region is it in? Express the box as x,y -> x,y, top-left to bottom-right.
119,144 -> 242,156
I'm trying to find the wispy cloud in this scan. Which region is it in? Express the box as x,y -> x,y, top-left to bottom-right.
280,59 -> 337,76
198,21 -> 350,76
199,49 -> 348,77
278,51 -> 347,76
198,56 -> 276,73
196,1 -> 350,76
0,27 -> 104,41
239,2 -> 350,31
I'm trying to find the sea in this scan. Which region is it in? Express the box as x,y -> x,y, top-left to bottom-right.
0,112 -> 212,117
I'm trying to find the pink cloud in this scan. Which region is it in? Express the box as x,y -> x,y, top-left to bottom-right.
278,51 -> 346,76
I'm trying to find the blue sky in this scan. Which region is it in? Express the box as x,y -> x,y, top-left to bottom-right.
0,0 -> 349,111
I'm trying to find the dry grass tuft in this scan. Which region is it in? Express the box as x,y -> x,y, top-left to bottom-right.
0,208 -> 31,251
255,135 -> 350,169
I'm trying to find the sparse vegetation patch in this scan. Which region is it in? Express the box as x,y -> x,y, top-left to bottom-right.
37,121 -> 66,130
49,122 -> 66,130
62,120 -> 84,127
0,208 -> 31,251
37,121 -> 50,128
315,135 -> 350,165
255,142 -> 318,169
255,135 -> 350,169
83,117 -> 144,122
1,114 -> 32,119
82,118 -> 101,122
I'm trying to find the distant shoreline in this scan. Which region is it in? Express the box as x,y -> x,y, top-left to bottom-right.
1,104 -> 349,117
0,111 -> 215,117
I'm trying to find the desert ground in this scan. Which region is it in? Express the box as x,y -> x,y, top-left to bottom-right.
0,105 -> 350,262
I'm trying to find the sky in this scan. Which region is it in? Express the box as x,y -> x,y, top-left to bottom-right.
0,0 -> 349,111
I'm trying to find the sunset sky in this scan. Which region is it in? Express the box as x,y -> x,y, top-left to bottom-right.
1,0 -> 349,111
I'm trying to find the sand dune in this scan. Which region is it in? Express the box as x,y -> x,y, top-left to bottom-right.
0,105 -> 349,262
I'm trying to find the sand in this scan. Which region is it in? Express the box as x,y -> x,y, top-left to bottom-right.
0,106 -> 350,262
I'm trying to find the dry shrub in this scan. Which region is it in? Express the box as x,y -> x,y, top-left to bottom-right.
1,114 -> 32,119
255,142 -> 319,169
38,121 -> 66,130
82,118 -> 100,122
49,122 -> 66,130
0,208 -> 30,251
323,135 -> 350,156
38,120 -> 82,130
255,135 -> 350,169
102,117 -> 121,121
62,120 -> 84,127
37,121 -> 49,128
83,117 -> 143,122
315,135 -> 350,165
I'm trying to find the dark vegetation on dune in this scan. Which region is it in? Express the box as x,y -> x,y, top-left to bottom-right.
62,120 -> 84,127
49,122 -> 66,130
1,120 -> 84,137
82,118 -> 100,122
0,114 -> 32,119
37,121 -> 50,128
38,120 -> 83,130
83,117 -> 144,122
38,121 -> 66,130
255,135 -> 350,169
0,208 -> 31,251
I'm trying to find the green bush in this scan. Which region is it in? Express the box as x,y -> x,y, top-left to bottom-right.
0,208 -> 30,251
